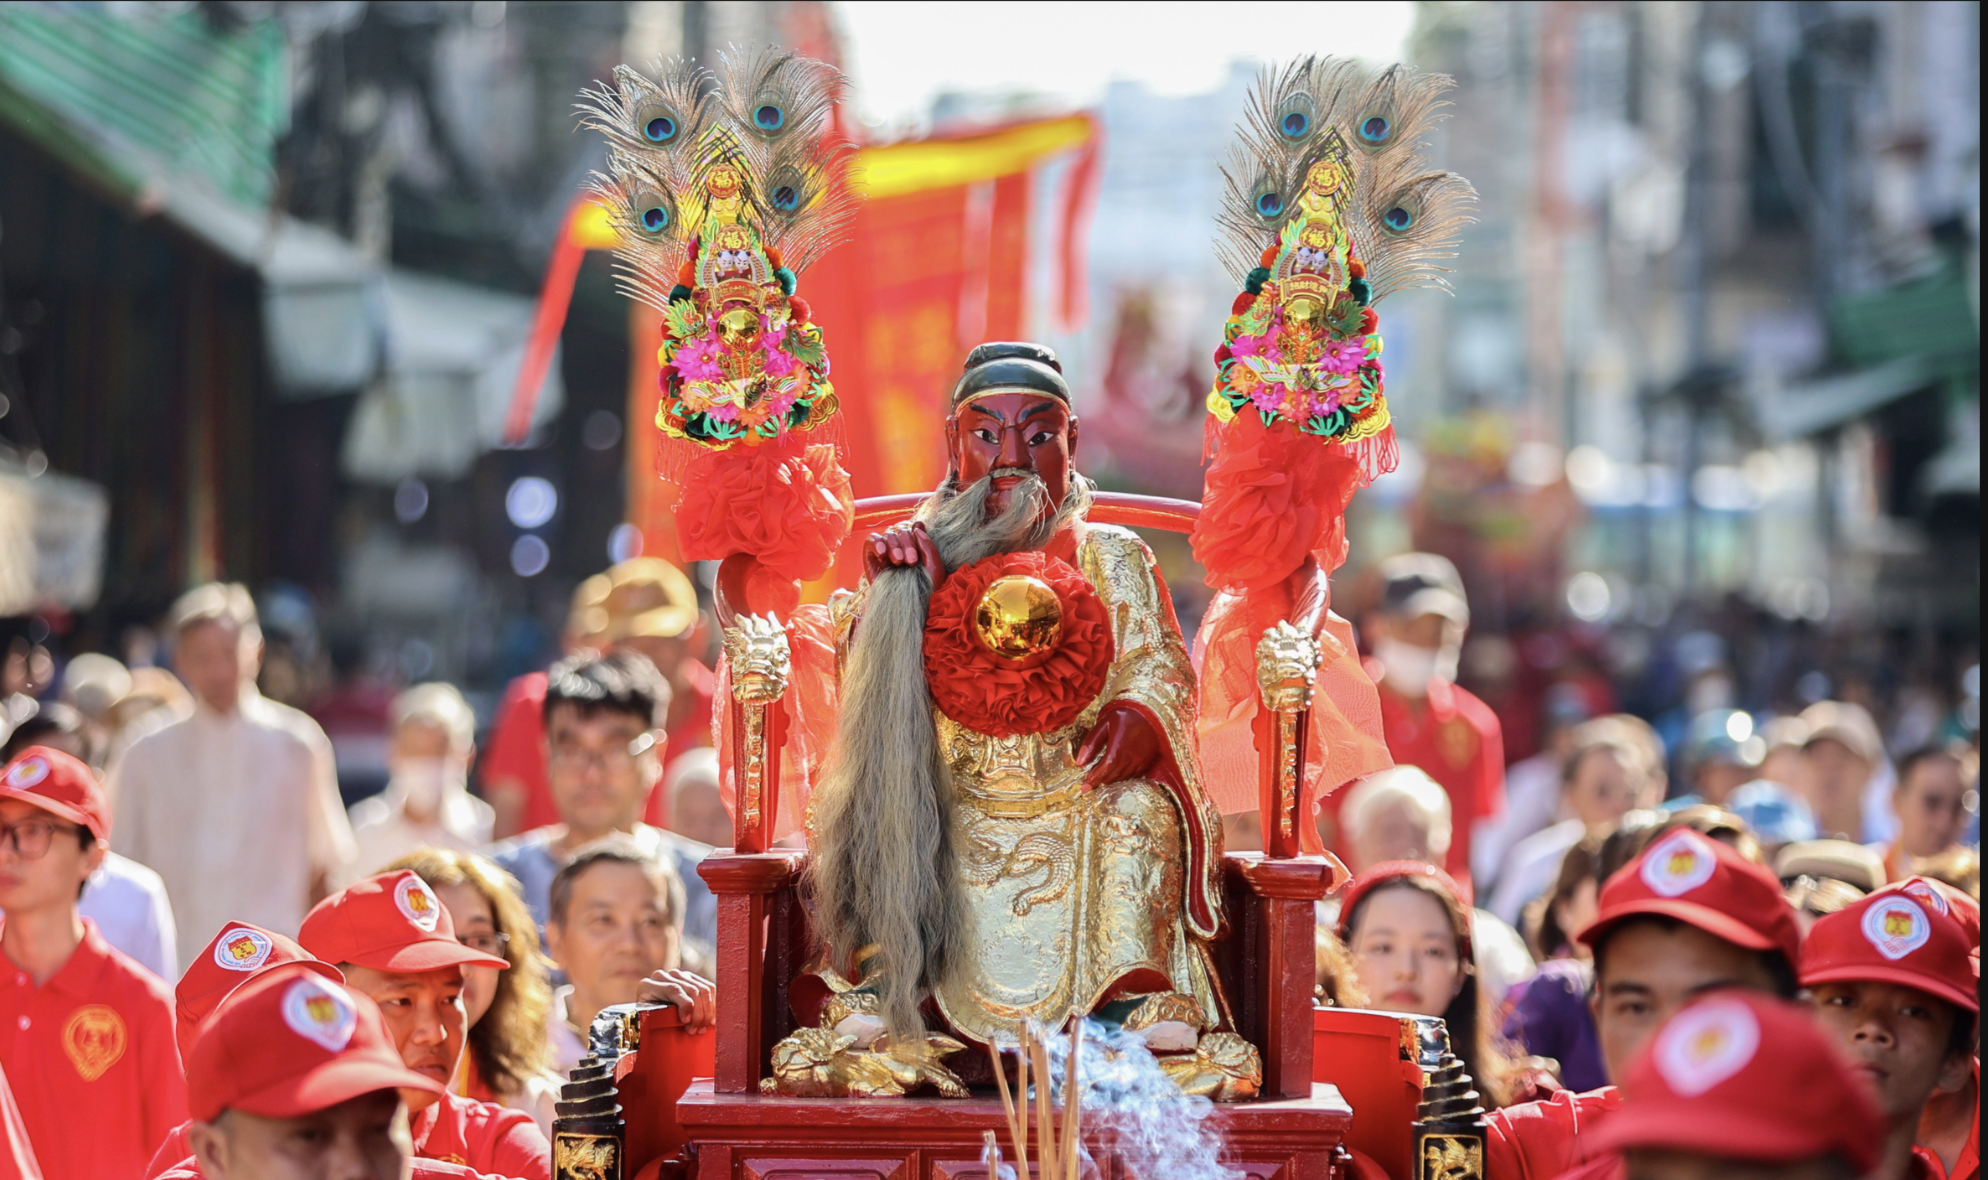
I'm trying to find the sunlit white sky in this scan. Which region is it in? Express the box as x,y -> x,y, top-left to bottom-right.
832,2 -> 1415,129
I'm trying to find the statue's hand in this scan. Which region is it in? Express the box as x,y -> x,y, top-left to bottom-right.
1077,702 -> 1163,789
864,522 -> 945,589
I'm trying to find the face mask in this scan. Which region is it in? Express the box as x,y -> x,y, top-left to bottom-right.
392,758 -> 463,815
1374,637 -> 1459,698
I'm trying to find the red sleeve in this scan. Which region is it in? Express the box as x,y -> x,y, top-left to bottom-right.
0,1063 -> 42,1180
473,1105 -> 550,1180
142,1124 -> 191,1180
137,986 -> 190,1159
482,675 -> 548,785
1485,1088 -> 1620,1180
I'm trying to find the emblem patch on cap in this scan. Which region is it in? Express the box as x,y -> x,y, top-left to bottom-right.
1653,996 -> 1760,1097
62,1005 -> 127,1082
3,756 -> 49,790
394,874 -> 441,932
1899,881 -> 1950,915
214,927 -> 274,972
1640,830 -> 1718,898
282,977 -> 357,1052
1861,897 -> 1931,961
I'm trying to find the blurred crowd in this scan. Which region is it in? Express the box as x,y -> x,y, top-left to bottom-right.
1309,552 -> 1980,1180
0,560 -> 728,1177
0,543 -> 1977,1177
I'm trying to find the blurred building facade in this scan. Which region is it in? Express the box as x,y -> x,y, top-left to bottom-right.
0,1 -> 829,705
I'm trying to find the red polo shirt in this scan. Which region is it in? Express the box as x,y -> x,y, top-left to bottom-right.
1324,663 -> 1504,880
0,919 -> 185,1179
1484,1085 -> 1620,1180
0,1062 -> 39,1179
413,1091 -> 549,1180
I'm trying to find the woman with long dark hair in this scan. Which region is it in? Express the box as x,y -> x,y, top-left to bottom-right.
1338,860 -> 1518,1107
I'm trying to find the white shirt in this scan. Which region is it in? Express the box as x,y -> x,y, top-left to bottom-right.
548,985 -> 588,1078
110,690 -> 356,971
1488,818 -> 1586,928
1473,750 -> 1563,886
345,777 -> 495,882
79,852 -> 178,983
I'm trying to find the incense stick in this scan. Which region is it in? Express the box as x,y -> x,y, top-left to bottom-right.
1062,1020 -> 1083,1177
1030,1029 -> 1054,1180
990,1041 -> 1026,1171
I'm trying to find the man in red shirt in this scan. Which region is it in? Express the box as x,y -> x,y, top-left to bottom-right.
166,960 -> 498,1179
1485,827 -> 1804,1179
481,558 -> 712,838
300,871 -> 550,1178
1338,553 -> 1504,881
145,920 -> 351,1177
0,747 -> 185,1179
1804,880 -> 1979,1180
1578,991 -> 1884,1180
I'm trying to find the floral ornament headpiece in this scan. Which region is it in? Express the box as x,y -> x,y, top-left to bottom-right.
581,49 -> 857,477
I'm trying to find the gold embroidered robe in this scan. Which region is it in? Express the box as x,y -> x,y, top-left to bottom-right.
830,523 -> 1227,1045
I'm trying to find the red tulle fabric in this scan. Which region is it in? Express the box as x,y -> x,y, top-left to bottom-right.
1192,594 -> 1394,831
1190,413 -> 1365,594
923,552 -> 1115,738
713,604 -> 839,844
674,434 -> 854,586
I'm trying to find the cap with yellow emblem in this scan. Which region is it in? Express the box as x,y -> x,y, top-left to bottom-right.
298,871 -> 507,974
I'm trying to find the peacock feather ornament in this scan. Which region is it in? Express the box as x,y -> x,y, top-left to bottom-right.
1206,58 -> 1475,478
580,50 -> 858,471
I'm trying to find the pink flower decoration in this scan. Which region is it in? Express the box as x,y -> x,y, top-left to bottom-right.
1249,383 -> 1286,413
1230,333 -> 1267,359
674,336 -> 724,381
1319,340 -> 1366,375
764,349 -> 797,378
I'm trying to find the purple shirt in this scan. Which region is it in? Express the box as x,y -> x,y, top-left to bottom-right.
1502,958 -> 1607,1093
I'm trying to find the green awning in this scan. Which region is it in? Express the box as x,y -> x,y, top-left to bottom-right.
0,3 -> 285,211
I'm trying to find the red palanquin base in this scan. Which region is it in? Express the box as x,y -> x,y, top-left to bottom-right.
670,1080 -> 1355,1179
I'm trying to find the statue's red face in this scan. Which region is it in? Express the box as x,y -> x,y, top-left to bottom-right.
946,392 -> 1077,519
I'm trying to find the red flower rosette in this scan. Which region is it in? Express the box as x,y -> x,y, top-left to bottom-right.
923,551 -> 1115,738
1190,412 -> 1363,593
674,434 -> 854,584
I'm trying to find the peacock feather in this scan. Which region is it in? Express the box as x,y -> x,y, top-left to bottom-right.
1215,57 -> 1475,302
577,49 -> 857,313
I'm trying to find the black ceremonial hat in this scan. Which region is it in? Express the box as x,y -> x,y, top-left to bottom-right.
952,342 -> 1070,406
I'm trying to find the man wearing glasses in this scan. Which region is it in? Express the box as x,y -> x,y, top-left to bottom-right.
0,747 -> 184,1179
488,651 -> 716,955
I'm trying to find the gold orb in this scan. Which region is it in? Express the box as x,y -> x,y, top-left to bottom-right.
1285,295 -> 1325,331
973,575 -> 1063,661
718,306 -> 761,350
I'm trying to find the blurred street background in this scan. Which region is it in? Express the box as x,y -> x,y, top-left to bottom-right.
0,0 -> 1977,812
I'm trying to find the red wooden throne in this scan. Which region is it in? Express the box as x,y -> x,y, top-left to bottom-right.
551,493 -> 1451,1180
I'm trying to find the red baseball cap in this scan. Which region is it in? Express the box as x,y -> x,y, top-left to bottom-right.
1579,827 -> 1802,966
1802,885 -> 1979,1014
1591,991 -> 1883,1173
1877,876 -> 1981,950
176,920 -> 346,1058
0,746 -> 109,841
299,870 -> 508,974
187,961 -> 444,1123
1335,860 -> 1473,943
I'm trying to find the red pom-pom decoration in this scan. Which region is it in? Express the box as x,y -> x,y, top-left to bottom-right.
1348,258 -> 1366,279
923,551 -> 1115,737
765,246 -> 785,270
1259,245 -> 1279,268
674,435 -> 854,583
1231,291 -> 1255,315
1191,413 -> 1364,593
789,296 -> 811,324
677,260 -> 696,288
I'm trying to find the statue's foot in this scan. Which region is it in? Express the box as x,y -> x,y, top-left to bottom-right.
1154,1032 -> 1264,1102
1119,992 -> 1210,1053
